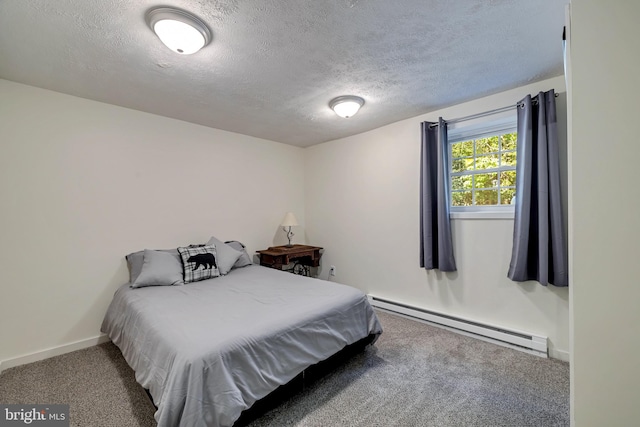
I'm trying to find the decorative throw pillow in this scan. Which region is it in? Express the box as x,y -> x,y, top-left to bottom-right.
206,236 -> 243,275
131,249 -> 184,288
225,240 -> 253,268
178,245 -> 220,283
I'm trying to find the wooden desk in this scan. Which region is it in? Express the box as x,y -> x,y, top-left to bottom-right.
257,245 -> 323,276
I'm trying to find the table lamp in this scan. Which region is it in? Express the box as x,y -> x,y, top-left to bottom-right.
280,212 -> 298,247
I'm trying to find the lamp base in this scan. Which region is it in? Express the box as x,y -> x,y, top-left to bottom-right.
284,226 -> 295,248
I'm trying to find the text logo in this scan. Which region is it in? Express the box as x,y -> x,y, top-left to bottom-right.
0,405 -> 69,427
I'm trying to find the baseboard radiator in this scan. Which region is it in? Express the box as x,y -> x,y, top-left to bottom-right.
367,295 -> 548,358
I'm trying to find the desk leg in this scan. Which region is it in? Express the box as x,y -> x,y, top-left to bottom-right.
292,263 -> 310,276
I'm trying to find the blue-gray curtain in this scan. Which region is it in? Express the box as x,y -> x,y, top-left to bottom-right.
420,118 -> 456,271
508,90 -> 568,286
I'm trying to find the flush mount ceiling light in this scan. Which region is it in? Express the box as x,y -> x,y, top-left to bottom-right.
329,95 -> 365,118
146,7 -> 211,55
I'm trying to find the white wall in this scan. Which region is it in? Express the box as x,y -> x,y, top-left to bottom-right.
569,2 -> 640,425
0,79 -> 305,366
305,76 -> 570,359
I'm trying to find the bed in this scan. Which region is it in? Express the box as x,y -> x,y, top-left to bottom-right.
101,263 -> 382,427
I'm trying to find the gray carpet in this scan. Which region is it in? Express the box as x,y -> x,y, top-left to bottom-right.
0,311 -> 569,426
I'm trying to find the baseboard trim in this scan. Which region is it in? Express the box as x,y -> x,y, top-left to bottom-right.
0,334 -> 111,373
549,348 -> 570,362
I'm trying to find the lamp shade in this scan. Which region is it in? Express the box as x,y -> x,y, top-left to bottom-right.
146,7 -> 211,55
329,95 -> 364,118
280,212 -> 299,227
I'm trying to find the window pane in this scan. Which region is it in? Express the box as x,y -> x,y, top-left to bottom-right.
452,175 -> 472,190
452,158 -> 464,173
475,173 -> 498,189
452,157 -> 474,173
476,136 -> 499,155
502,133 -> 517,151
502,152 -> 516,167
449,128 -> 518,209
475,154 -> 499,170
500,170 -> 516,187
500,188 -> 516,205
452,191 -> 472,206
452,140 -> 473,158
476,189 -> 498,205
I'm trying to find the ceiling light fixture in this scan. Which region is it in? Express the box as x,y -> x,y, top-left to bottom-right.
146,7 -> 211,55
329,95 -> 365,118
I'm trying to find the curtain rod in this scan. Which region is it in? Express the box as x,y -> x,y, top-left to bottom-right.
430,105 -> 515,128
429,92 -> 559,128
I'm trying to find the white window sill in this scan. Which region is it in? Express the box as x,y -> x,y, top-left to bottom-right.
450,211 -> 514,220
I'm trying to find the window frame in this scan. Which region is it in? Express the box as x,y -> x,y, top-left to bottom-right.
447,117 -> 518,218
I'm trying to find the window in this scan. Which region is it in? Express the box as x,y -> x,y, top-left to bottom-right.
449,119 -> 517,212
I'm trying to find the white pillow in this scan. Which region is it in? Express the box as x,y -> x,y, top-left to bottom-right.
206,236 -> 243,275
131,249 -> 184,288
225,241 -> 253,268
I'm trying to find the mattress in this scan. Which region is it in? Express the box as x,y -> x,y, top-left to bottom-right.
101,265 -> 382,427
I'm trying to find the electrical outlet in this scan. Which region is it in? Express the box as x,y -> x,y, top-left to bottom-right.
329,265 -> 336,276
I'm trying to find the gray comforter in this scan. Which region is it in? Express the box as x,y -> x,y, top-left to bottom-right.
101,265 -> 382,427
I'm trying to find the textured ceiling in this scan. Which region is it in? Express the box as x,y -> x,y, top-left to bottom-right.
0,0 -> 568,147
